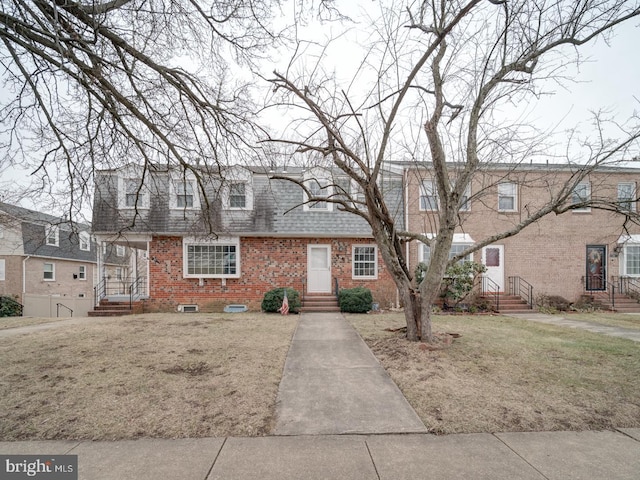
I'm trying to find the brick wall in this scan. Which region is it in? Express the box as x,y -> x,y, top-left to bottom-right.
406,168 -> 640,303
146,236 -> 396,312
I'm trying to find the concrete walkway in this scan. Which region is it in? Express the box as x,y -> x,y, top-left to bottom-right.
273,312 -> 427,435
506,312 -> 640,342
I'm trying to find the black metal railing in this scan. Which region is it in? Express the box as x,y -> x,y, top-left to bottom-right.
481,276 -> 501,312
616,276 -> 640,301
56,303 -> 73,317
508,276 -> 534,308
583,275 -> 615,308
0,296 -> 24,317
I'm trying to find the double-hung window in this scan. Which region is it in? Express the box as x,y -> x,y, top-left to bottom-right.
79,231 -> 90,251
0,259 -> 5,281
229,183 -> 246,208
176,182 -> 195,208
78,265 -> 86,280
43,262 -> 55,281
625,245 -> 640,276
183,237 -> 240,278
45,225 -> 59,246
498,183 -> 517,212
353,245 -> 377,279
618,182 -> 636,212
121,178 -> 149,209
307,179 -> 329,210
571,182 -> 591,212
420,180 -> 438,211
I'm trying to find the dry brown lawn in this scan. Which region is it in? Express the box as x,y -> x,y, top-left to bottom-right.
0,312 -> 297,441
0,316 -> 68,330
2,310 -> 639,440
348,312 -> 640,435
561,312 -> 640,331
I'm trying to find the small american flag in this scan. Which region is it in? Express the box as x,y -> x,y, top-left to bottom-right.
279,289 -> 289,315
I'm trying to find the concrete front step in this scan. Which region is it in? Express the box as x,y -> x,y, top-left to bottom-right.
301,294 -> 340,312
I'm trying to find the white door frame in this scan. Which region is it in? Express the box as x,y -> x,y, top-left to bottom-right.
482,245 -> 505,292
307,244 -> 332,293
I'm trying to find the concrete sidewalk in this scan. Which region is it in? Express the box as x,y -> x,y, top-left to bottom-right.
273,311 -> 426,435
2,429 -> 639,479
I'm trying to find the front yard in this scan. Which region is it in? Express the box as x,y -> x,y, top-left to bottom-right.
0,311 -> 638,439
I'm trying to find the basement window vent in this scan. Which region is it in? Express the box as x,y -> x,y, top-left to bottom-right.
178,304 -> 198,313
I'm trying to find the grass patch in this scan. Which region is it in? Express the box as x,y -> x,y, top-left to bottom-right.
348,312 -> 640,434
0,312 -> 297,440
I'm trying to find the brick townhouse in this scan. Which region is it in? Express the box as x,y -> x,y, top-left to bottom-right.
91,164 -> 402,312
402,163 -> 640,308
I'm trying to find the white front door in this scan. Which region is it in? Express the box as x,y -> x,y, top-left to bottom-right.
307,245 -> 332,293
482,245 -> 505,292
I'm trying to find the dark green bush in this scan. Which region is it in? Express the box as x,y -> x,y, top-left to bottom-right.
261,287 -> 301,313
339,287 -> 373,313
0,296 -> 23,317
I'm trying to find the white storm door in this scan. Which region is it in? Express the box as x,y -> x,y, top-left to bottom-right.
307,245 -> 332,293
482,245 -> 505,292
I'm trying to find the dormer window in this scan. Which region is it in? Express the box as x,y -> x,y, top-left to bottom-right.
45,225 -> 59,246
170,175 -> 200,210
229,183 -> 246,208
79,231 -> 90,251
303,168 -> 333,212
222,167 -> 253,211
119,177 -> 149,209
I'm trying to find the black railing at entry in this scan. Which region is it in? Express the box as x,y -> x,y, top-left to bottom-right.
481,276 -> 500,312
508,276 -> 534,308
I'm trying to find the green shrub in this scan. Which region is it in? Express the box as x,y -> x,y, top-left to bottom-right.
261,287 -> 301,313
339,287 -> 373,313
0,296 -> 23,317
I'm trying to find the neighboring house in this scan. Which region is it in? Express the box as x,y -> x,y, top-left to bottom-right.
0,202 -> 97,316
402,163 -> 640,307
91,164 -> 403,312
0,202 -> 132,317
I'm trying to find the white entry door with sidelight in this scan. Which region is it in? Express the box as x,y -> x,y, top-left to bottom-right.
482,245 -> 505,292
307,244 -> 332,293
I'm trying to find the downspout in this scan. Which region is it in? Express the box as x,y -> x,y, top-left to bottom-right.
22,256 -> 30,300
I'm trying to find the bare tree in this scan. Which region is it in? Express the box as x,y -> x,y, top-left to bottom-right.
0,0 -> 290,221
264,0 -> 640,341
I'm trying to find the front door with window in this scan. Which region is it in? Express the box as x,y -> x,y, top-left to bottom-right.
482,245 -> 505,292
307,245 -> 332,293
586,245 -> 606,291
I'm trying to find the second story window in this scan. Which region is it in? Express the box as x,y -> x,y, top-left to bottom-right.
420,180 -> 438,211
116,245 -> 125,257
43,262 -> 55,281
78,265 -> 86,280
121,177 -> 149,209
618,182 -> 636,212
79,231 -> 90,251
45,225 -> 59,246
498,182 -> 517,212
176,182 -> 195,208
229,183 -> 246,208
571,182 -> 591,212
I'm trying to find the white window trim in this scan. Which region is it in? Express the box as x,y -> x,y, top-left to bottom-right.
352,244 -> 378,280
303,177 -> 333,212
169,175 -> 201,210
43,262 -> 55,281
571,182 -> 591,212
0,259 -> 5,281
182,236 -> 241,279
78,265 -> 87,280
79,231 -> 90,251
419,233 -> 475,265
498,182 -> 518,212
222,181 -> 254,210
45,225 -> 59,246
618,182 -> 636,212
419,179 -> 439,211
116,245 -> 125,257
118,176 -> 149,209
